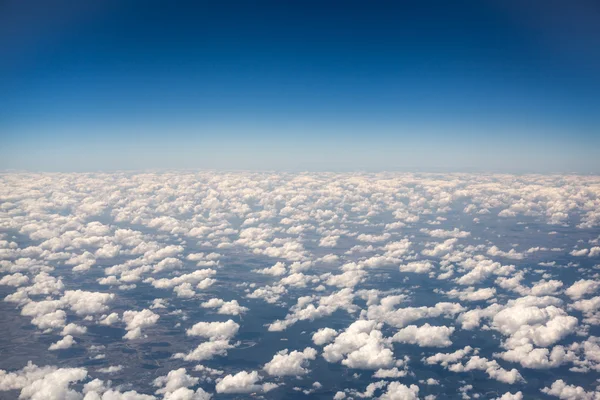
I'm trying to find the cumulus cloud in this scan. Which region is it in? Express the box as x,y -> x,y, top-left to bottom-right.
312,327 -> 338,346
153,367 -> 211,400
268,288 -> 357,331
215,371 -> 277,394
323,320 -> 396,369
186,320 -> 239,340
174,340 -> 236,362
379,381 -> 420,400
61,290 -> 114,316
566,280 -> 600,300
0,362 -> 88,399
263,347 -> 317,376
392,323 -> 455,347
49,335 -> 76,350
200,298 -> 248,315
122,309 -> 160,340
399,261 -> 434,274
253,262 -> 287,276
541,379 -> 600,400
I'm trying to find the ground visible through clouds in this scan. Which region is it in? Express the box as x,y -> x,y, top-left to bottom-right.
1,172 -> 599,399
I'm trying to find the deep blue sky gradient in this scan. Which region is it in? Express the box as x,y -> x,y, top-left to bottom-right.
1,0 -> 599,171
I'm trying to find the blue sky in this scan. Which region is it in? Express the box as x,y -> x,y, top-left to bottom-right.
1,0 -> 599,172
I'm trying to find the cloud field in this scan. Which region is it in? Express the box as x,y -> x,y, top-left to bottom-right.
1,171 -> 599,399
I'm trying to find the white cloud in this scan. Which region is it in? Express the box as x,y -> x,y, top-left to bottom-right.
323,320 -> 396,369
122,309 -> 160,340
60,323 -> 87,336
61,290 -> 114,316
399,261 -> 434,274
174,340 -> 236,362
153,368 -> 198,395
268,288 -> 357,331
570,248 -> 589,257
263,347 -> 317,376
200,298 -> 248,315
392,323 -> 455,347
186,320 -> 239,340
444,287 -> 496,302
566,280 -> 600,300
253,262 -> 287,276
49,335 -> 76,351
379,382 -> 420,400
0,362 -> 88,399
0,273 -> 29,287
99,312 -> 120,326
495,392 -> 523,400
215,371 -> 277,394
541,379 -> 600,400
312,327 -> 338,345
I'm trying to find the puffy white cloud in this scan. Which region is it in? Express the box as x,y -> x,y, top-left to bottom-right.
0,272 -> 29,287
99,312 -> 120,326
215,371 -> 277,394
31,310 -> 67,331
492,304 -> 578,348
200,299 -> 248,315
541,379 -> 600,400
444,287 -> 496,302
268,288 -> 357,331
455,258 -> 515,286
392,323 -> 455,347
48,335 -> 76,350
174,340 -> 236,362
423,228 -> 470,239
61,290 -> 114,316
379,382 -> 420,400
357,233 -> 391,243
399,261 -> 434,274
496,343 -> 576,369
487,246 -> 524,260
60,323 -> 87,336
263,347 -> 317,376
421,238 -> 457,257
174,283 -> 196,298
153,368 -> 198,396
372,367 -> 408,379
153,257 -> 183,273
323,270 -> 367,288
186,320 -> 239,340
448,356 -> 524,384
570,248 -> 589,257
162,387 -> 212,400
253,262 -> 287,276
0,362 -> 88,399
312,327 -> 338,346
323,320 -> 395,369
366,296 -> 465,328
246,284 -> 287,304
424,346 -> 474,367
147,269 -> 216,289
319,235 -> 339,247
566,280 -> 600,300
122,309 -> 160,340
495,392 -> 523,400
571,296 -> 600,325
